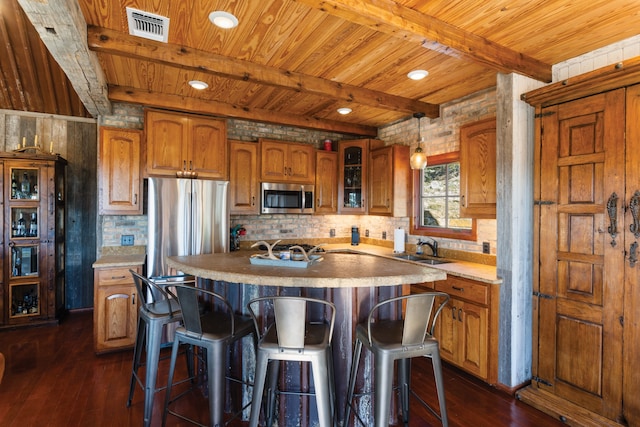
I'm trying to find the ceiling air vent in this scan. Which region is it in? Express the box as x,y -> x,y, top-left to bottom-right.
126,7 -> 169,43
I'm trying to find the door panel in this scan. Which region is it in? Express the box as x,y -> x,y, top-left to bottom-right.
623,83 -> 640,425
537,88 -> 625,421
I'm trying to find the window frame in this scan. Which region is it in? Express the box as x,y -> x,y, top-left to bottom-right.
410,151 -> 477,241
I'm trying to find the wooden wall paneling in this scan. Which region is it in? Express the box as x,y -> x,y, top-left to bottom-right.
65,121 -> 97,309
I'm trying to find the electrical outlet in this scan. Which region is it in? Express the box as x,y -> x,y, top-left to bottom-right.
329,228 -> 335,237
482,241 -> 490,254
365,229 -> 369,237
382,231 -> 387,240
121,235 -> 134,246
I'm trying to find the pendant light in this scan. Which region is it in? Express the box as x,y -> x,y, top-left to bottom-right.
410,112 -> 428,170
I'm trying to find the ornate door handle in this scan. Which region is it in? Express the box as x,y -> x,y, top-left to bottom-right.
630,242 -> 638,268
629,191 -> 640,239
607,192 -> 619,247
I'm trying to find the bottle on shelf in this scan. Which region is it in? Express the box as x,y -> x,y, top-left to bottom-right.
11,172 -> 18,198
29,212 -> 37,237
17,212 -> 26,237
21,172 -> 30,197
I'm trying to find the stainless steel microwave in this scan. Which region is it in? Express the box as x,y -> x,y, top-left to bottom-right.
261,182 -> 314,214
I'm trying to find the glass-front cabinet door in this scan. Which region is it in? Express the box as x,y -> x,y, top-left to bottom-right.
338,140 -> 369,214
3,157 -> 58,326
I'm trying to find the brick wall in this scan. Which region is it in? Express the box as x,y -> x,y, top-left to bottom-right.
553,34 -> 640,81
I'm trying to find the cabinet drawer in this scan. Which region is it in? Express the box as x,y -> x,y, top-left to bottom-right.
96,267 -> 136,286
435,277 -> 488,305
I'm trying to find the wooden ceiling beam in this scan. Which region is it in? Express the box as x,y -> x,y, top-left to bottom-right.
108,85 -> 379,137
87,26 -> 440,119
296,0 -> 552,83
17,0 -> 111,117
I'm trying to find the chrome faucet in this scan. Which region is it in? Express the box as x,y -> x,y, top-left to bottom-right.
417,237 -> 439,257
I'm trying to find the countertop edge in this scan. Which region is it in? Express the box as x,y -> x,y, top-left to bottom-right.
92,254 -> 146,268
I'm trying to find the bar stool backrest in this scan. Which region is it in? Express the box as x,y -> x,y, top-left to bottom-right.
366,292 -> 450,347
131,271 -> 173,311
171,283 -> 238,338
247,296 -> 336,352
274,298 -> 306,349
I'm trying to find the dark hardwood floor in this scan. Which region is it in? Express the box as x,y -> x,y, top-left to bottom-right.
0,310 -> 563,426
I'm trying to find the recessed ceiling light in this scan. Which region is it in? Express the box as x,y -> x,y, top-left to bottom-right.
337,107 -> 352,115
189,80 -> 209,90
209,11 -> 239,29
407,69 -> 429,80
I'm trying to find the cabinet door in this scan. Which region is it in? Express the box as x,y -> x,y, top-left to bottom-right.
459,301 -> 489,379
230,140 -> 259,214
189,117 -> 228,179
261,140 -> 288,181
98,127 -> 142,215
95,284 -> 137,352
460,117 -> 496,218
436,297 -> 459,363
369,146 -> 393,215
288,144 -> 315,184
338,140 -> 369,214
145,110 -> 189,176
315,151 -> 338,214
94,266 -> 140,353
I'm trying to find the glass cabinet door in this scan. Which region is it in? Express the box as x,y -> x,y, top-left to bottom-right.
10,167 -> 39,200
339,140 -> 370,214
11,244 -> 39,277
10,283 -> 39,317
10,207 -> 39,238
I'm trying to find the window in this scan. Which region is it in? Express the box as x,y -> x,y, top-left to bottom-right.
412,152 -> 476,240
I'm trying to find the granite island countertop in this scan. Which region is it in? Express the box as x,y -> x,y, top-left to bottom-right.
321,243 -> 501,285
167,251 -> 446,288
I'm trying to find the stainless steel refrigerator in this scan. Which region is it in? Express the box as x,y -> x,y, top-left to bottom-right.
147,177 -> 229,278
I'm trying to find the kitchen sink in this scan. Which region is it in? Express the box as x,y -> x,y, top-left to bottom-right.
392,254 -> 451,265
417,258 -> 451,265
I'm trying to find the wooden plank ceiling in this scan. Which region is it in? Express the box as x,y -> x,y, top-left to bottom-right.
1,0 -> 639,134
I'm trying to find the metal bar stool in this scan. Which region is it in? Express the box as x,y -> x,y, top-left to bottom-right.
246,296 -> 336,427
162,283 -> 255,427
344,292 -> 450,427
127,271 -> 192,427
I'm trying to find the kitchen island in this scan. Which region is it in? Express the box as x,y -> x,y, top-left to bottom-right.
167,251 -> 446,426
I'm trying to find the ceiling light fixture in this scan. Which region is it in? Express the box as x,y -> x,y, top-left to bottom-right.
209,11 -> 239,29
407,69 -> 429,80
337,107 -> 352,115
410,112 -> 428,170
189,80 -> 209,90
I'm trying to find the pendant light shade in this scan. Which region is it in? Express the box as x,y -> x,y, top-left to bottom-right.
410,112 -> 428,170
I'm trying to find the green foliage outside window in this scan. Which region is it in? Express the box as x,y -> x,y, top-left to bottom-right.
420,162 -> 471,230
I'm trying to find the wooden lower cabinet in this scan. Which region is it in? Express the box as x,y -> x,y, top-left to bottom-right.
93,264 -> 141,354
413,275 -> 499,384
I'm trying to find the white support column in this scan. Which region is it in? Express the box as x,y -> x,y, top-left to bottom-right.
496,73 -> 544,387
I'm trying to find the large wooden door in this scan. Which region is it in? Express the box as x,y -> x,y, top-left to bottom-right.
537,89 -> 625,422
623,83 -> 640,425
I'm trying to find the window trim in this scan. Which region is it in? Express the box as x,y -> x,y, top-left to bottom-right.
410,151 -> 477,241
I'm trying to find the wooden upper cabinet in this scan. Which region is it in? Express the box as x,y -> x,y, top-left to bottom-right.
315,150 -> 338,214
229,140 -> 260,215
145,109 -> 228,179
368,144 -> 410,217
460,117 -> 496,218
259,139 -> 315,184
98,127 -> 142,215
